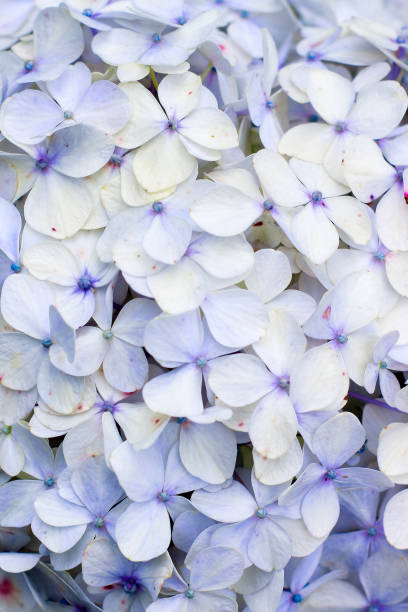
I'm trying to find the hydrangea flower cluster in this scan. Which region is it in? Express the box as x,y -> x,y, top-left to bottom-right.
3,0 -> 408,610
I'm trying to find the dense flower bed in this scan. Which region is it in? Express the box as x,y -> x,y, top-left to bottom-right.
1,1 -> 408,610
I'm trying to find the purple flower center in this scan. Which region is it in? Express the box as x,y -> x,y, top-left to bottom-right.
123,578 -> 139,594
77,274 -> 94,291
168,119 -> 178,131
36,158 -> 49,171
306,50 -> 317,61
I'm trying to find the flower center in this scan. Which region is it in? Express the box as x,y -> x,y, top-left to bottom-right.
158,491 -> 170,502
368,606 -> 379,612
334,121 -> 347,133
177,16 -> 187,25
335,333 -> 348,345
177,417 -> 187,424
256,507 -> 267,519
10,262 -> 21,273
292,593 -> 303,603
397,35 -> 407,44
24,60 -> 34,72
185,589 -> 195,599
374,251 -> 385,261
241,9 -> 249,18
311,190 -> 323,202
367,526 -> 377,537
101,402 -> 115,413
196,357 -> 207,368
152,32 -> 161,43
152,201 -> 164,213
44,476 -> 55,487
306,50 -> 317,61
63,110 -> 73,119
325,469 -> 337,480
278,377 -> 290,389
36,158 -> 49,171
103,329 -> 113,339
109,153 -> 122,167
42,338 -> 52,348
379,360 -> 388,369
309,113 -> 319,122
266,100 -> 276,109
167,119 -> 178,131
94,517 -> 105,528
123,579 -> 138,594
82,8 -> 93,16
263,199 -> 274,211
1,425 -> 11,435
77,274 -> 93,291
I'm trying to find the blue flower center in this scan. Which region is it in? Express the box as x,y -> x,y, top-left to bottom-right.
152,32 -> 161,43
168,119 -> 178,130
256,507 -> 267,519
36,158 -> 49,171
10,262 -> 21,273
77,274 -> 94,291
109,153 -> 122,167
368,606 -> 379,612
177,16 -> 187,25
325,469 -> 337,480
311,190 -> 323,202
1,425 -> 11,435
94,517 -> 105,528
123,579 -> 139,594
336,333 -> 348,345
24,60 -> 34,72
158,491 -> 170,502
306,50 -> 317,61
374,251 -> 385,261
367,526 -> 377,537
42,338 -> 52,348
292,593 -> 303,603
397,35 -> 406,44
309,113 -> 319,122
185,589 -> 195,599
44,476 -> 55,487
102,402 -> 115,413
266,100 -> 276,109
263,199 -> 274,211
177,417 -> 187,424
241,9 -> 249,18
152,201 -> 164,213
196,357 -> 207,368
82,8 -> 93,17
103,329 -> 113,339
334,121 -> 347,133
63,110 -> 73,119
379,360 -> 388,369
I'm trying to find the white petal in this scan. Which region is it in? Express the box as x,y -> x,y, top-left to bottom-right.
249,392 -> 298,459
253,439 -> 303,486
306,69 -> 354,124
158,71 -> 202,120
253,150 -> 308,208
0,90 -> 63,144
278,123 -> 334,163
290,203 -> 339,264
178,107 -> 238,150
147,258 -> 208,314
377,184 -> 408,251
143,364 -> 204,417
133,131 -> 195,193
191,481 -> 257,522
324,195 -> 372,245
383,489 -> 408,549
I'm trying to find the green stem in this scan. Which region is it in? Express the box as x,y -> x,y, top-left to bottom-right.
201,61 -> 213,82
150,67 -> 159,91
